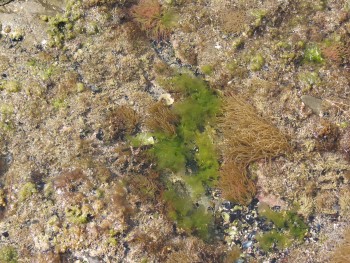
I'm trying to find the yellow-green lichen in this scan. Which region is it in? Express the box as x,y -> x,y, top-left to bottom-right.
18,182 -> 38,201
65,205 -> 90,224
1,80 -> 21,93
250,54 -> 265,71
0,246 -> 18,263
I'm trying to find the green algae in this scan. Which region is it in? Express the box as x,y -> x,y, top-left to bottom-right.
1,0 -> 346,260
151,136 -> 188,172
171,74 -> 220,140
65,205 -> 90,224
164,184 -> 214,241
257,230 -> 291,251
304,45 -> 324,63
142,73 -> 220,240
46,0 -> 83,47
18,182 -> 37,201
250,54 -> 265,71
201,65 -> 214,75
257,205 -> 308,251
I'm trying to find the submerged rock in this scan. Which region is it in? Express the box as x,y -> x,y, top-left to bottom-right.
243,240 -> 253,249
301,95 -> 324,115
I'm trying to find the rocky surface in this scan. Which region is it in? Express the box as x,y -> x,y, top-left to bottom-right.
0,0 -> 350,262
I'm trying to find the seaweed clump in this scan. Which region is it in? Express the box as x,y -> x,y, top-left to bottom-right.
219,95 -> 290,204
144,73 -> 220,240
130,0 -> 178,40
314,119 -> 339,152
218,161 -> 256,205
146,102 -> 179,136
164,182 -> 214,240
46,1 -> 84,48
104,105 -> 141,142
256,205 -> 308,251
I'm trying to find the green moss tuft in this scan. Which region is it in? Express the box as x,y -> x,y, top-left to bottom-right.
52,98 -> 67,110
47,0 -> 83,47
171,74 -> 220,140
65,205 -> 90,224
201,65 -> 214,75
250,54 -> 265,71
160,9 -> 178,30
18,182 -> 37,201
285,211 -> 308,240
259,205 -> 286,228
1,81 -> 21,93
194,131 -> 219,175
151,136 -> 187,172
0,104 -> 14,132
304,45 -> 324,63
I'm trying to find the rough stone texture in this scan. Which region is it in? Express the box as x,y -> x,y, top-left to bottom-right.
1,0 -> 350,262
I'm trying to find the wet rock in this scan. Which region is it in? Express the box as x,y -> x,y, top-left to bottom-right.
243,240 -> 253,249
245,214 -> 255,225
301,95 -> 323,115
222,201 -> 233,210
248,231 -> 257,239
230,210 -> 242,222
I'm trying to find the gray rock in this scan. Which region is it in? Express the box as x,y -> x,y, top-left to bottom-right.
301,95 -> 323,115
243,240 -> 253,249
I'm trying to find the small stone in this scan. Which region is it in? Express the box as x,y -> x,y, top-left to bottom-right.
159,93 -> 174,105
233,205 -> 243,212
301,95 -> 323,115
248,231 -> 257,239
230,210 -> 242,222
242,240 -> 253,249
89,85 -> 102,93
222,201 -> 233,209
